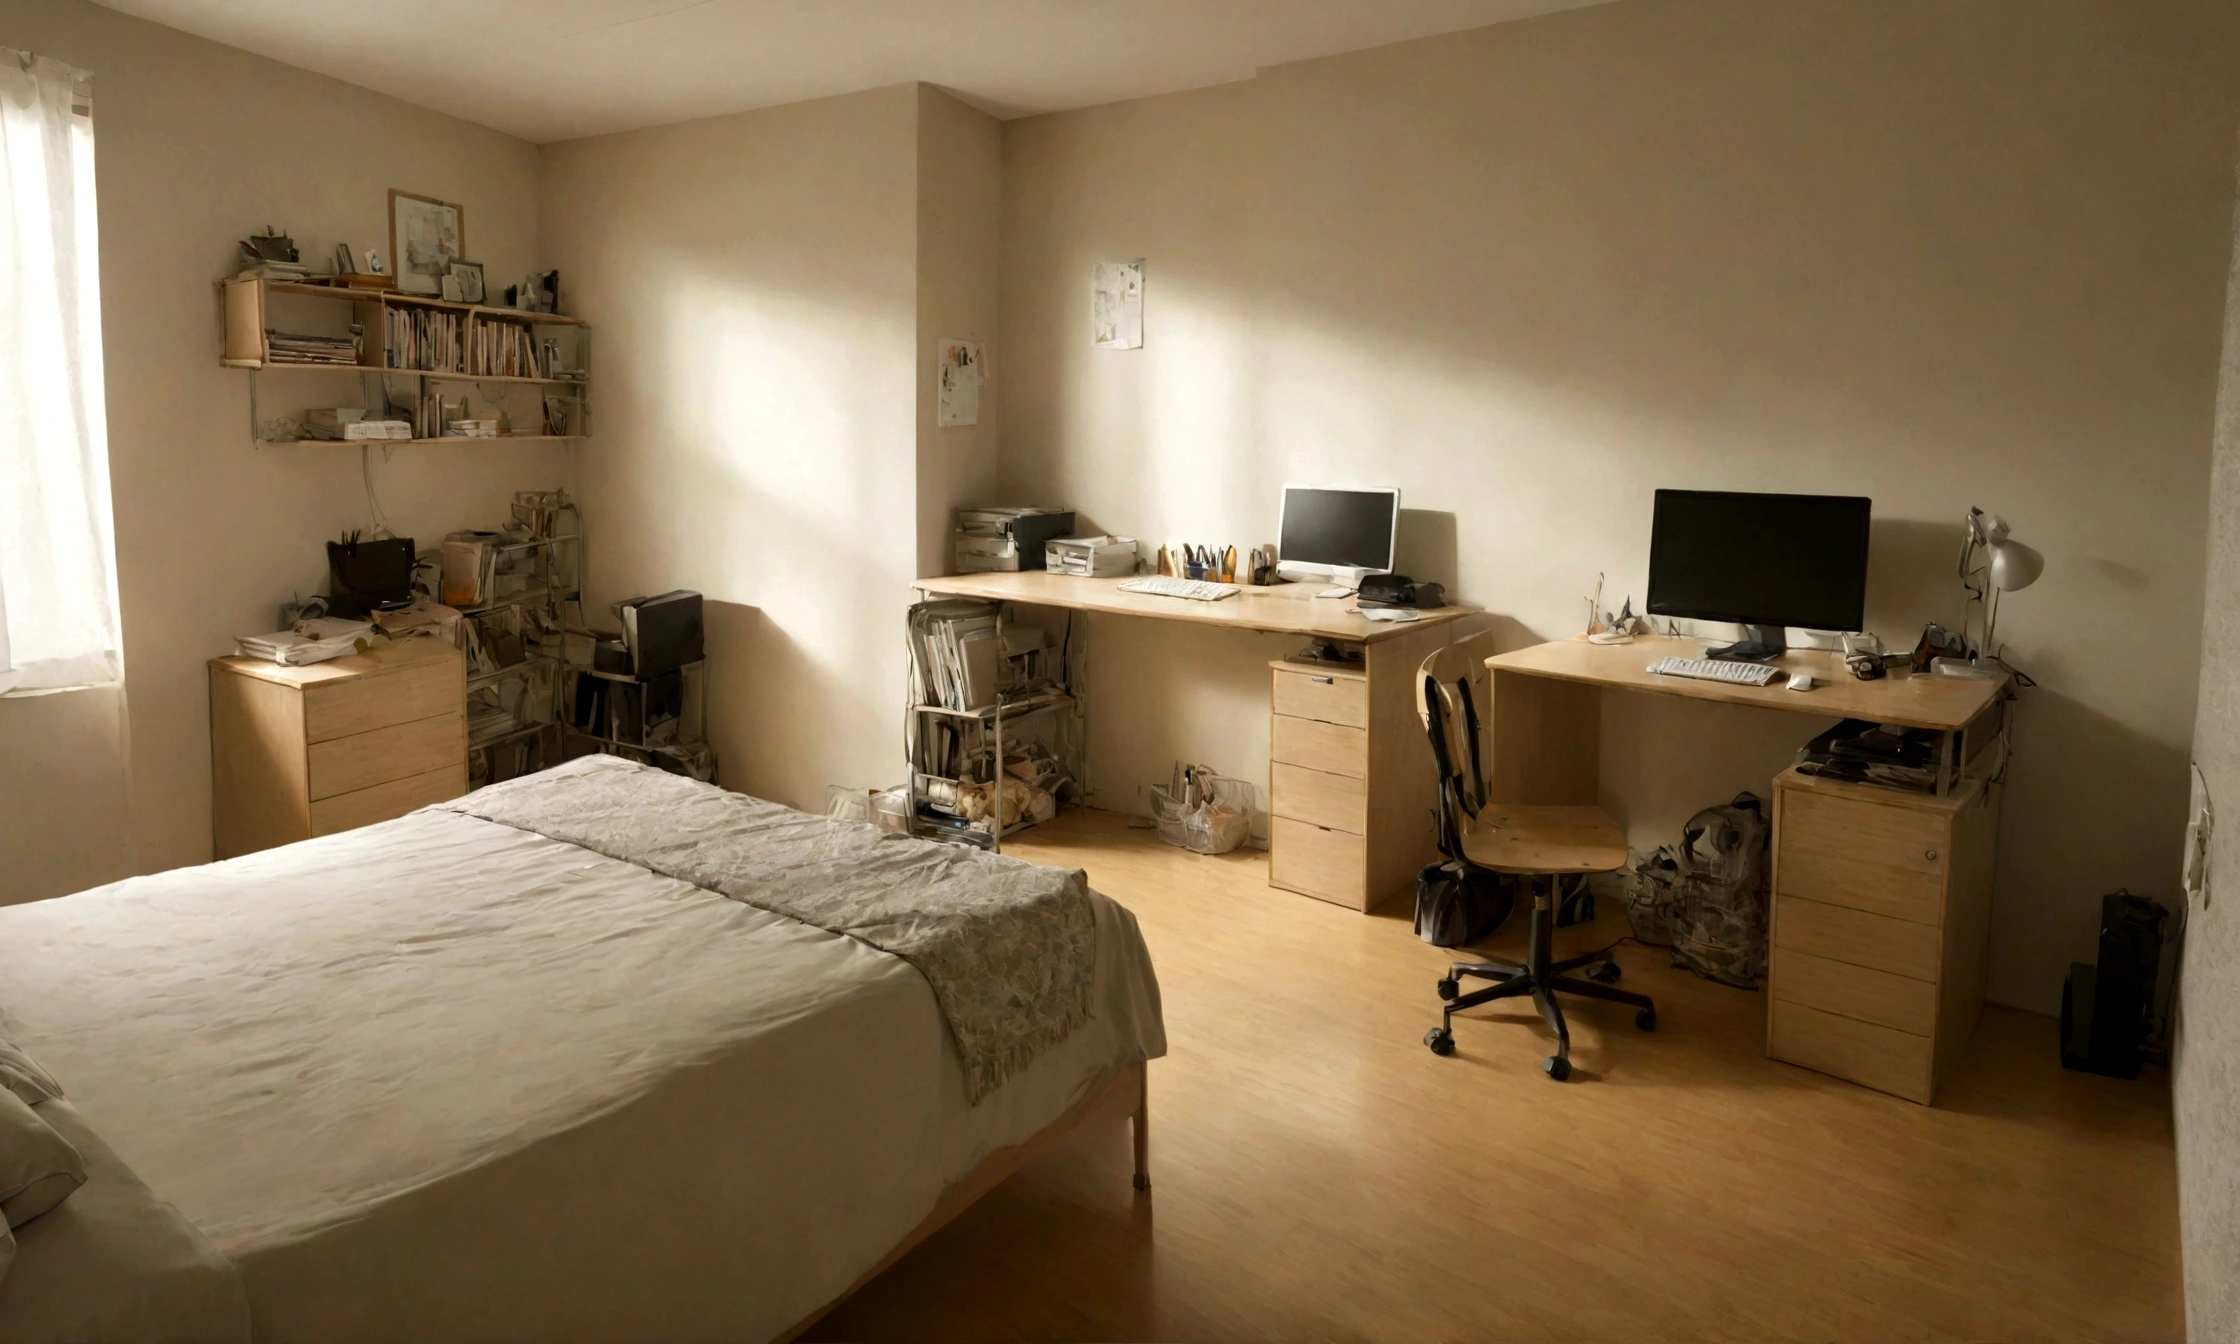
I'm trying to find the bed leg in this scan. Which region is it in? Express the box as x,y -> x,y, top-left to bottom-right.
1131,1064 -> 1151,1193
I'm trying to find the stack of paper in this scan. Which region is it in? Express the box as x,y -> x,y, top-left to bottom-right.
445,419 -> 500,438
304,409 -> 412,441
236,618 -> 372,666
264,329 -> 360,365
909,600 -> 1001,711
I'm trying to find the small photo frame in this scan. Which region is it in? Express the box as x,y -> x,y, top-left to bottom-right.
449,260 -> 485,305
334,242 -> 358,275
440,273 -> 464,302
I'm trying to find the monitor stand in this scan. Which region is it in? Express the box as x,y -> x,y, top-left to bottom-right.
1705,625 -> 1786,663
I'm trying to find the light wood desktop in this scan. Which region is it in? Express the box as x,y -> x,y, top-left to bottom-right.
1485,634 -> 2009,1104
914,571 -> 1475,910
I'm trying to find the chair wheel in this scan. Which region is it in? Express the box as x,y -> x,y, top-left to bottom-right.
1543,1055 -> 1571,1081
1636,1008 -> 1657,1032
1425,1026 -> 1456,1056
1587,960 -> 1621,983
1436,976 -> 1459,1001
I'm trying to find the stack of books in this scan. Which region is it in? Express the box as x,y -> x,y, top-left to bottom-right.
446,419 -> 500,438
264,329 -> 359,365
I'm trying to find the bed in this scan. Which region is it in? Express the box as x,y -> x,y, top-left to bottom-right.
0,756 -> 1165,1343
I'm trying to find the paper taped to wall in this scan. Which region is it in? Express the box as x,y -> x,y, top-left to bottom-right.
938,338 -> 982,426
1092,260 -> 1143,349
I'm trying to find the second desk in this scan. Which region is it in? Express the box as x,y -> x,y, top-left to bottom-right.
913,571 -> 1472,910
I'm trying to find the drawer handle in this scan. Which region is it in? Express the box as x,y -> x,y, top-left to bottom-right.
1311,676 -> 1335,685
1924,849 -> 1939,861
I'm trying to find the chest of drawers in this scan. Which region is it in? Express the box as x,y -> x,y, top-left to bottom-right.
209,639 -> 466,858
1766,767 -> 2000,1104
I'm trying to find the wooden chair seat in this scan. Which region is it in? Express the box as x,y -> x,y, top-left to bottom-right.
1458,804 -> 1627,875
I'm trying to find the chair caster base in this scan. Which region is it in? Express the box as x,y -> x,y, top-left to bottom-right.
1543,1055 -> 1572,1081
1425,1026 -> 1456,1056
1586,960 -> 1621,983
1636,1008 -> 1657,1031
1436,976 -> 1459,1001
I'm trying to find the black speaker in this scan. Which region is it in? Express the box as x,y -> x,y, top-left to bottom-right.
2060,890 -> 2169,1080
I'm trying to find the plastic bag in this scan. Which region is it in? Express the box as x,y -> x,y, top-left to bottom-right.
1148,763 -> 1253,855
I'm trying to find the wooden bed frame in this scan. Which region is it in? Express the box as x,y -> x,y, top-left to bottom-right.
779,1060 -> 1150,1341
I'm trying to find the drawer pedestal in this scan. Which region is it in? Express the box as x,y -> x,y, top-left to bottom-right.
1767,767 -> 1999,1105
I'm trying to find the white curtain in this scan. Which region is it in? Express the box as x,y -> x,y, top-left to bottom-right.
0,50 -> 118,693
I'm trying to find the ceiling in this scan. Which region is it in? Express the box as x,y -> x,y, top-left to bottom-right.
91,0 -> 1613,143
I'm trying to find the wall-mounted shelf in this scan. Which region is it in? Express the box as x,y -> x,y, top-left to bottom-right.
271,434 -> 584,448
219,275 -> 591,445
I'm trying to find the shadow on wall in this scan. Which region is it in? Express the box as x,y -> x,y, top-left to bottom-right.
702,597 -> 850,809
1866,515 -> 1964,646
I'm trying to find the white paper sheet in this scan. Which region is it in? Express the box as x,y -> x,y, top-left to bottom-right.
1092,260 -> 1144,349
937,338 -> 982,426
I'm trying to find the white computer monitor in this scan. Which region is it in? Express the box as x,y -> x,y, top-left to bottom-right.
1276,485 -> 1401,586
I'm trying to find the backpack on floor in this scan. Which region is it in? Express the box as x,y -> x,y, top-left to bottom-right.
1414,860 -> 1516,947
1665,793 -> 1771,988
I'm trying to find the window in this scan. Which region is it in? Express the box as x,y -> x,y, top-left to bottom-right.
0,49 -> 119,692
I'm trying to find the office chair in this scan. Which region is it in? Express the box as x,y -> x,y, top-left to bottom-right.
1417,636 -> 1656,1080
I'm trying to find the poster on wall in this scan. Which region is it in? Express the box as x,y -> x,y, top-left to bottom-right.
937,339 -> 983,427
389,190 -> 463,296
1092,260 -> 1143,349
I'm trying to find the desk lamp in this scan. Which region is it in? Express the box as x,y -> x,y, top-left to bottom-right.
1936,507 -> 2043,678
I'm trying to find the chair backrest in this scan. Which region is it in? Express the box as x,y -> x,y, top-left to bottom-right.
1416,630 -> 1499,861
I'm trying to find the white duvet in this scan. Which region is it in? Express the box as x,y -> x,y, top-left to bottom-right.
0,805 -> 1164,1343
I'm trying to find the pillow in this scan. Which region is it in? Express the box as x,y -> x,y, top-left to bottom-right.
0,1215 -> 13,1289
0,1037 -> 62,1106
0,1088 -> 85,1228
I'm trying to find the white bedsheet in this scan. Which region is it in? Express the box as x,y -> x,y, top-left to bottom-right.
0,807 -> 1164,1343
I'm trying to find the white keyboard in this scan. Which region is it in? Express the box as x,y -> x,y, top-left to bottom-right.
1118,576 -> 1239,601
1645,655 -> 1783,687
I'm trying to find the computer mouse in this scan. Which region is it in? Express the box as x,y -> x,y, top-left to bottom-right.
1788,673 -> 1816,692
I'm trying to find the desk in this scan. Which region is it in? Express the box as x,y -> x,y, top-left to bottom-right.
914,572 -> 1474,909
1485,634 -> 2009,1104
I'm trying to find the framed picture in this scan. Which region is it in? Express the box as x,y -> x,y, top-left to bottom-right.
440,273 -> 463,302
334,242 -> 357,275
389,190 -> 464,296
449,260 -> 485,304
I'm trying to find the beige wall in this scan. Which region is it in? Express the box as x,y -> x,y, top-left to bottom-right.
999,0 -> 2240,1011
915,86 -> 1003,580
2177,133 -> 2240,1344
0,0 -> 568,898
538,86 -> 923,813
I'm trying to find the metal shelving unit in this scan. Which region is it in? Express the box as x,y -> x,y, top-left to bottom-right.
905,599 -> 1080,853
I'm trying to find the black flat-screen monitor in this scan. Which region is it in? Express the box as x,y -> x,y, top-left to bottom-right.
1647,490 -> 1871,655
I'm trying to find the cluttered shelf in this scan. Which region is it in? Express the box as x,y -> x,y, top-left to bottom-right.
905,598 -> 1079,852
222,361 -> 589,388
274,435 -> 584,447
224,262 -> 591,445
249,277 -> 591,325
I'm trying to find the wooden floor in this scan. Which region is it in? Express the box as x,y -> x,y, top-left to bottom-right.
807,809 -> 2182,1343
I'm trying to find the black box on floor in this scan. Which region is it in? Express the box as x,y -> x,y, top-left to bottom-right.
2060,890 -> 2170,1079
